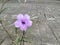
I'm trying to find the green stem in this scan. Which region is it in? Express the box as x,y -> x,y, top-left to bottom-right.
20,31 -> 25,45
22,31 -> 25,45
1,22 -> 13,41
15,28 -> 18,34
0,0 -> 10,14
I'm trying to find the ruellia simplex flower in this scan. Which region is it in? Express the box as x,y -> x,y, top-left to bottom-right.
14,14 -> 32,45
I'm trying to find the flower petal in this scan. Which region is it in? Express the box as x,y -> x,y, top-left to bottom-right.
24,14 -> 30,20
20,25 -> 27,31
17,14 -> 23,20
14,21 -> 21,28
27,20 -> 32,27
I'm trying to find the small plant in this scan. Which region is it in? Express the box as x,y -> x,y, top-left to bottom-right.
13,14 -> 32,45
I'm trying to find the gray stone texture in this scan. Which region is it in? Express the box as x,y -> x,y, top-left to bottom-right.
0,0 -> 60,45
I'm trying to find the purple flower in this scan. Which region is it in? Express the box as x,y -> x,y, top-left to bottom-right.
14,14 -> 32,31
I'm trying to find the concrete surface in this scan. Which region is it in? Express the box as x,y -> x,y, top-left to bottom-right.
0,0 -> 60,45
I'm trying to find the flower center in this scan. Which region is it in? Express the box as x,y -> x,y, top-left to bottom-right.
22,21 -> 25,24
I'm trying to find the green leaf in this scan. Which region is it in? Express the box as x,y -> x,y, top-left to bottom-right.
24,37 -> 32,43
24,39 -> 32,43
17,0 -> 21,2
18,38 -> 21,42
0,19 -> 2,23
0,8 -> 7,14
24,0 -> 27,2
